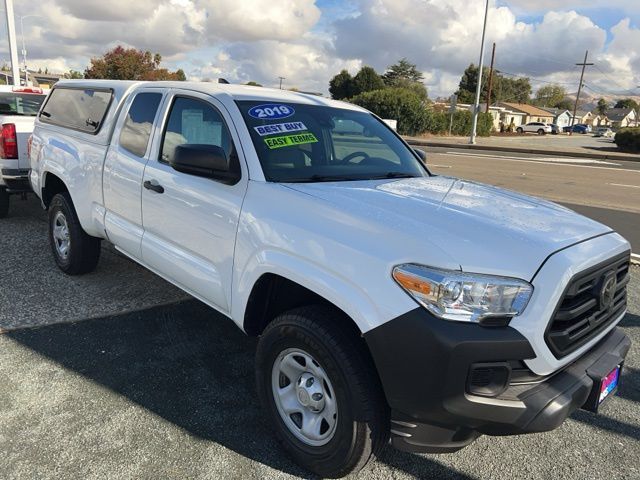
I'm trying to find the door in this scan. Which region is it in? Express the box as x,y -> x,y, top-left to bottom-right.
141,91 -> 247,313
103,89 -> 165,257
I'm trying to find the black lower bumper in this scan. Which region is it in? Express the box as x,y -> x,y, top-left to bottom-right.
1,169 -> 31,193
364,308 -> 630,453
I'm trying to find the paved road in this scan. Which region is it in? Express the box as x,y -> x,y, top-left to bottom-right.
419,146 -> 640,252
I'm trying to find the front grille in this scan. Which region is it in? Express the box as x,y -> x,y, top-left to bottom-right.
545,252 -> 630,358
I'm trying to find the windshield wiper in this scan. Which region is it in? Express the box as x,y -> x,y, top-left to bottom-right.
284,174 -> 365,183
374,172 -> 418,179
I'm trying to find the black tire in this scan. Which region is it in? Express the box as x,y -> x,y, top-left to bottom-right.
48,192 -> 101,275
537,129 -> 545,135
516,127 -> 523,134
256,305 -> 389,478
0,187 -> 8,218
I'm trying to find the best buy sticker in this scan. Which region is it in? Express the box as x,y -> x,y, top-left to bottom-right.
254,121 -> 308,137
264,133 -> 318,149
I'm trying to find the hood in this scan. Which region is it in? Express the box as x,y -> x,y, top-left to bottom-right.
285,176 -> 612,280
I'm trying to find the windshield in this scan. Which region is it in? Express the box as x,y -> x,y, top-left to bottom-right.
0,93 -> 46,116
236,101 -> 427,182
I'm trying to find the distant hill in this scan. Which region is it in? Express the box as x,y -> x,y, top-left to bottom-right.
565,91 -> 640,112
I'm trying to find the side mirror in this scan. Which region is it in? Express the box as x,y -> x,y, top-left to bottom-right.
413,148 -> 427,164
171,144 -> 240,184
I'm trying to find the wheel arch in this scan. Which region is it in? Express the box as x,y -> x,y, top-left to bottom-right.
41,171 -> 70,208
236,252 -> 388,337
243,273 -> 366,339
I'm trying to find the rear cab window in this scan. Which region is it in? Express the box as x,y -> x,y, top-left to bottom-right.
40,87 -> 113,134
0,92 -> 46,116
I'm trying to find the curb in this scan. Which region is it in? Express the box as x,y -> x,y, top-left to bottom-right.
404,139 -> 640,162
632,254 -> 640,266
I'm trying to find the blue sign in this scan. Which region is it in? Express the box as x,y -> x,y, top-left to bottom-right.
248,104 -> 295,120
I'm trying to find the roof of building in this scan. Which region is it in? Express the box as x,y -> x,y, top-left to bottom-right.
606,108 -> 635,121
498,102 -> 555,117
540,107 -> 571,116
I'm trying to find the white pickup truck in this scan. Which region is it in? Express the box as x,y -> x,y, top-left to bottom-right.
0,86 -> 47,217
30,80 -> 631,477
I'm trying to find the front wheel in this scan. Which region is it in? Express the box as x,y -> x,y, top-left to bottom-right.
256,306 -> 389,478
0,187 -> 9,218
516,127 -> 524,134
48,192 -> 101,275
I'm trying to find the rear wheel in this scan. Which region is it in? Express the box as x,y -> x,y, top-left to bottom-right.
256,306 -> 389,478
48,192 -> 101,275
516,127 -> 524,134
0,187 -> 8,218
537,128 -> 546,135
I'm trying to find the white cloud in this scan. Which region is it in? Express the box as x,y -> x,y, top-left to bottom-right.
4,0 -> 640,98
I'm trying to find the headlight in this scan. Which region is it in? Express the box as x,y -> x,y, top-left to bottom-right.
392,264 -> 533,325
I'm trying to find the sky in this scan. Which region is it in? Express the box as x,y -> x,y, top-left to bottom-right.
5,0 -> 640,99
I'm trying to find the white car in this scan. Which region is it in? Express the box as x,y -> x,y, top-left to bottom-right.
29,80 -> 631,477
516,122 -> 553,135
0,86 -> 48,217
594,127 -> 614,138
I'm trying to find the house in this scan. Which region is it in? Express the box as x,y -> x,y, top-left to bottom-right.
591,114 -> 610,127
540,108 -> 572,129
496,103 -> 555,125
572,110 -> 593,126
606,108 -> 638,129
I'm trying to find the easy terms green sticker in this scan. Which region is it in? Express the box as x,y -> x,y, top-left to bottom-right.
264,132 -> 318,149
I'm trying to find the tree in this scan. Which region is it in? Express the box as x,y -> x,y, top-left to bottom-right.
456,64 -> 532,105
382,58 -> 424,85
245,81 -> 262,87
535,84 -> 568,108
352,66 -> 384,96
64,70 -> 84,79
596,98 -> 608,115
84,46 -> 186,81
350,88 -> 429,136
329,69 -> 354,100
614,98 -> 640,110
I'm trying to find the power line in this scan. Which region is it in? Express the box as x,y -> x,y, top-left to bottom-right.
592,64 -> 639,96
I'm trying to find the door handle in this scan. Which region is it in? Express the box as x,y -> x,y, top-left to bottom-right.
143,180 -> 164,194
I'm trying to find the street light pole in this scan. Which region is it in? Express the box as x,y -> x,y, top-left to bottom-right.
3,0 -> 21,86
18,15 -> 42,87
470,0 -> 490,145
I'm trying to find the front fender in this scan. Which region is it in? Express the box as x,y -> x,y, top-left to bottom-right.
232,248 -> 399,334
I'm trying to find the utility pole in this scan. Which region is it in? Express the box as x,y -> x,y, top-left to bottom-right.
4,0 -> 21,86
469,0 -> 490,145
485,42 -> 496,114
278,76 -> 285,90
570,50 -> 593,135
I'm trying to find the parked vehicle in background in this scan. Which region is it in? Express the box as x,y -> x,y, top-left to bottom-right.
549,123 -> 561,134
594,127 -> 614,138
516,122 -> 552,135
563,124 -> 591,134
0,86 -> 47,218
29,80 -> 632,478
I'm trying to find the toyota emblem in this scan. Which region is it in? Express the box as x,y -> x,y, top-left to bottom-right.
599,272 -> 617,310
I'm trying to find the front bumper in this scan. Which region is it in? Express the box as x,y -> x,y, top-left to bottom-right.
364,308 -> 630,453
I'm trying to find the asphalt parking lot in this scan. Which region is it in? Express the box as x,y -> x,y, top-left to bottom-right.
0,197 -> 639,479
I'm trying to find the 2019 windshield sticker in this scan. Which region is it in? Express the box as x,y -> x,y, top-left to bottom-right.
264,133 -> 318,149
248,104 -> 295,120
254,121 -> 308,137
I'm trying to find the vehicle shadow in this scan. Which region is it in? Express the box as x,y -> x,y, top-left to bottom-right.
620,312 -> 640,328
6,300 -> 475,479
